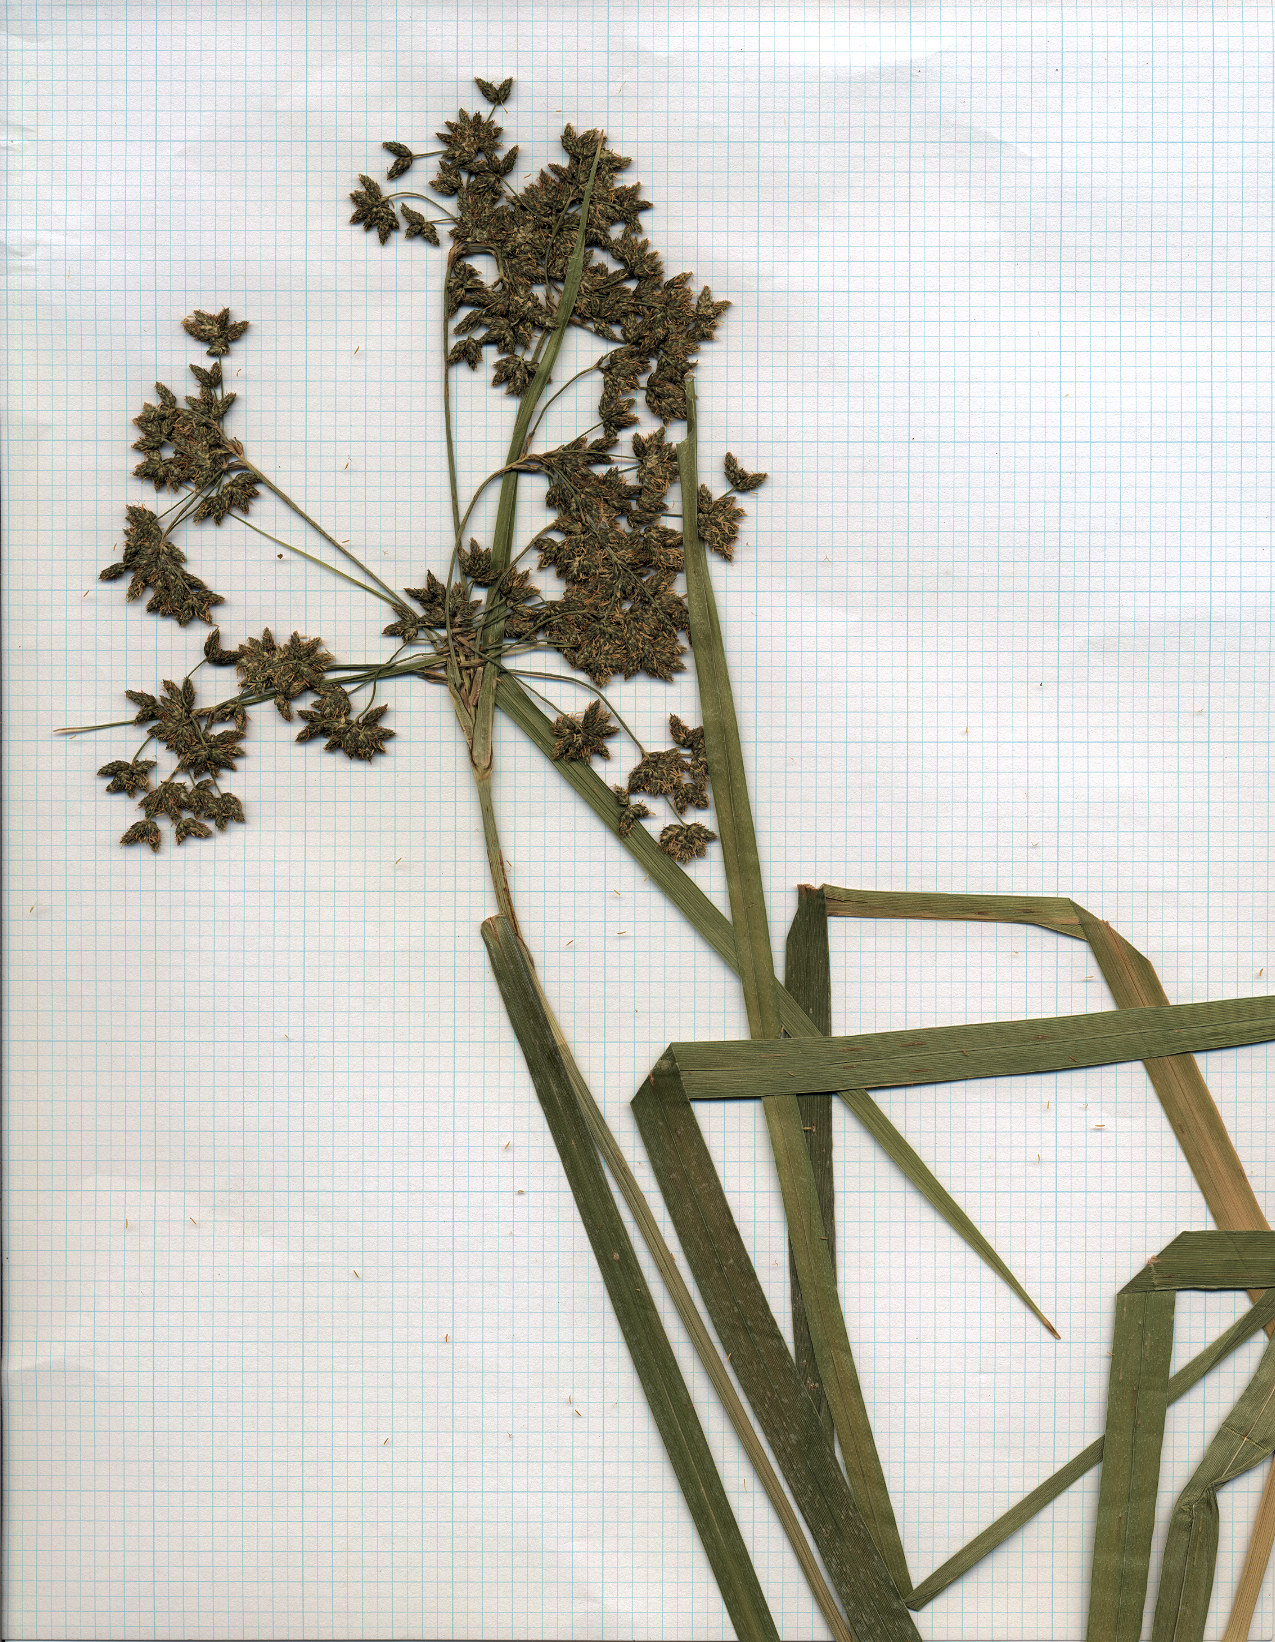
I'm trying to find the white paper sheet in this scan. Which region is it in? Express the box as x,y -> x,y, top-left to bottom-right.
6,5 -> 1274,1637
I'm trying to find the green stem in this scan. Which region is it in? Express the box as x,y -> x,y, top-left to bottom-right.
234,513 -> 397,606
472,764 -> 519,932
236,457 -> 402,606
443,248 -> 463,544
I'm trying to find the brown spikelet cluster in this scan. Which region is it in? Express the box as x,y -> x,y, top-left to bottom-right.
99,311 -> 258,626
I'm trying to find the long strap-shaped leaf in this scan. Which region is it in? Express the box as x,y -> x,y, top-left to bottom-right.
1069,917 -> 1274,1639
1086,1288 -> 1178,1641
496,674 -> 1035,1306
678,380 -> 910,1592
827,884 -> 1275,1627
677,380 -> 779,1042
906,1288 -> 1275,1608
633,1063 -> 922,1640
1086,1233 -> 1275,1642
1151,1329 -> 1275,1641
661,996 -> 1275,1098
784,887 -> 838,1440
481,916 -> 781,1642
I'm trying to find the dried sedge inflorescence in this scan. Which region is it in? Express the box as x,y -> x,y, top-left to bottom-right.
96,79 -> 765,864
351,76 -> 765,861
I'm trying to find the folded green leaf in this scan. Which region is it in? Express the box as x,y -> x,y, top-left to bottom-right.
1152,1325 -> 1275,1642
1086,1233 -> 1275,1642
824,886 -> 1271,1238
825,884 -> 1275,1621
824,886 -> 1084,939
1124,1231 -> 1275,1292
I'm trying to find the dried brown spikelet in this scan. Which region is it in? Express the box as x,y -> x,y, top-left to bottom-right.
723,452 -> 767,493
349,175 -> 400,243
612,787 -> 652,839
120,819 -> 162,852
475,76 -> 513,106
696,485 -> 747,562
383,141 -> 416,180
400,205 -> 440,244
657,822 -> 717,863
551,701 -> 618,763
235,629 -> 333,719
97,758 -> 155,797
180,308 -> 250,358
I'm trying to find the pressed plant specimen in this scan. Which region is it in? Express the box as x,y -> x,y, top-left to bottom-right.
70,78 -> 1275,1640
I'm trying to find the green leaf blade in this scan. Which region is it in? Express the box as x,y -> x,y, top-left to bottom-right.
495,678 -> 1058,1335
482,915 -> 781,1642
1085,1289 -> 1177,1642
676,378 -> 779,1039
784,886 -> 837,1440
666,996 -> 1275,1099
1152,1330 -> 1275,1641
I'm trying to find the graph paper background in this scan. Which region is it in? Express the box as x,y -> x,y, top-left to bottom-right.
5,4 -> 1275,1638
